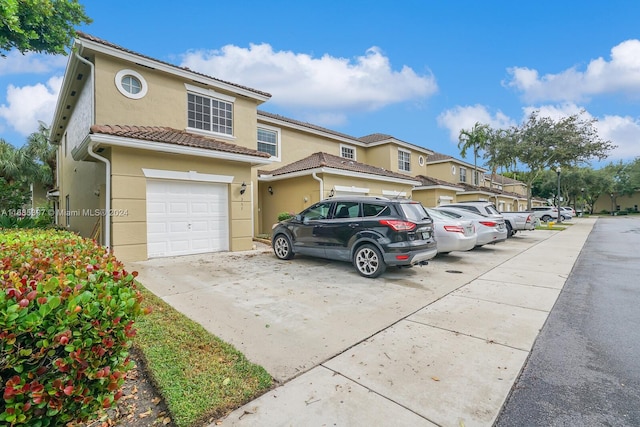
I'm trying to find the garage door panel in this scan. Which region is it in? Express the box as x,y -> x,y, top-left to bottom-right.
146,179 -> 229,258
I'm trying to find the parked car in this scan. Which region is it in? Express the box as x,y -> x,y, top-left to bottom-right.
434,206 -> 508,246
561,206 -> 576,219
530,206 -> 560,222
441,201 -> 522,237
271,196 -> 438,278
424,207 -> 477,254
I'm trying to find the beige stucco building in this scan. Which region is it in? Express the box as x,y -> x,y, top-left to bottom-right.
51,33 -> 533,261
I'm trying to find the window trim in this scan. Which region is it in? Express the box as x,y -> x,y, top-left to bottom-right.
340,144 -> 356,161
460,166 -> 467,183
115,69 -> 148,99
257,124 -> 281,161
398,149 -> 411,173
185,83 -> 236,138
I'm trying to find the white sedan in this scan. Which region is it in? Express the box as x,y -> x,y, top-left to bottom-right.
434,206 -> 508,246
425,207 -> 477,254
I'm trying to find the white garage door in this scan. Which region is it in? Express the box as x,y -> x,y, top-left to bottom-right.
146,179 -> 229,258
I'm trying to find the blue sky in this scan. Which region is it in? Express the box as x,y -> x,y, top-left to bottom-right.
1,0 -> 639,169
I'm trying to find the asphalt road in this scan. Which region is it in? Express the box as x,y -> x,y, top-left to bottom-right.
495,217 -> 640,426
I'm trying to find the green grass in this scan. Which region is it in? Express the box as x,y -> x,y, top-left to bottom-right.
133,287 -> 273,427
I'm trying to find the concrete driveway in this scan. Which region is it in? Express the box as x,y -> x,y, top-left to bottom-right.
128,230 -> 554,383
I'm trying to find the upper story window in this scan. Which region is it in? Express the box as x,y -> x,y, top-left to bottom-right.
340,144 -> 356,160
398,149 -> 411,172
257,126 -> 280,159
188,93 -> 233,135
473,171 -> 480,185
185,84 -> 235,137
115,69 -> 148,99
460,167 -> 467,183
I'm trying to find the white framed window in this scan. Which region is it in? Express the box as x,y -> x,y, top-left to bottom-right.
460,167 -> 467,183
257,125 -> 280,160
340,144 -> 356,160
473,171 -> 480,185
398,149 -> 411,172
115,69 -> 148,99
418,155 -> 425,166
185,84 -> 236,137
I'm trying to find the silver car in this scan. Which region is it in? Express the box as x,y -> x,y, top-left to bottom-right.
434,206 -> 508,246
425,208 -> 477,254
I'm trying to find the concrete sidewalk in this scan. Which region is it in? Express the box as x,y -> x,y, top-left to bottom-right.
217,218 -> 597,426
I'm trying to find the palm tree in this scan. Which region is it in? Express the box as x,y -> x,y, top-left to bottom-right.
458,122 -> 490,186
24,122 -> 56,186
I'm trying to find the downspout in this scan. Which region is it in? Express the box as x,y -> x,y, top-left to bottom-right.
312,172 -> 324,200
87,142 -> 111,249
75,51 -> 111,248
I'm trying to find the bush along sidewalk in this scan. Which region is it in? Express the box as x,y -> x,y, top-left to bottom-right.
0,229 -> 146,426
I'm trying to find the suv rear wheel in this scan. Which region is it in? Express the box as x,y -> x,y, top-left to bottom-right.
541,215 -> 552,222
353,244 -> 386,278
273,234 -> 294,260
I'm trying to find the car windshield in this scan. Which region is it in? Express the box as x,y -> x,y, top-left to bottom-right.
399,202 -> 430,222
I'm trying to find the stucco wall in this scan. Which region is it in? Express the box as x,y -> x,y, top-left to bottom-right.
427,162 -> 458,183
109,147 -> 254,261
92,55 -> 260,152
413,188 -> 458,208
593,191 -> 640,214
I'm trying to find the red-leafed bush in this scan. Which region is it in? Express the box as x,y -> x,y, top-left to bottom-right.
0,229 -> 146,425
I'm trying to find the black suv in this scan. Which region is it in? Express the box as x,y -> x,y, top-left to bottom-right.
271,196 -> 437,278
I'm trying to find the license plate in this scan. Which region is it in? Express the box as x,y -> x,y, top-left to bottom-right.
421,232 -> 430,240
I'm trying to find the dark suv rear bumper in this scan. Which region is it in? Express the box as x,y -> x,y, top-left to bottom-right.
383,243 -> 438,266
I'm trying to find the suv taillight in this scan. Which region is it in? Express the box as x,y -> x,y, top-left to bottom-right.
379,219 -> 416,231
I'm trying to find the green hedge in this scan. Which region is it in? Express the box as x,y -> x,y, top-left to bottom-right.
0,229 -> 145,425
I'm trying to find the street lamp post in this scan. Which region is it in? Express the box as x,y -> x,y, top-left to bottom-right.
581,188 -> 585,217
556,166 -> 562,224
611,193 -> 615,216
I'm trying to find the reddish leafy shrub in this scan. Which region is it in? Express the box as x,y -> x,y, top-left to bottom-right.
0,229 -> 146,425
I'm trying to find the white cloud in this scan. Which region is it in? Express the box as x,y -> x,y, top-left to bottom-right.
505,39 -> 640,103
437,104 -> 516,142
180,43 -> 437,126
0,76 -> 63,136
594,115 -> 640,160
0,51 -> 67,76
521,102 -> 586,121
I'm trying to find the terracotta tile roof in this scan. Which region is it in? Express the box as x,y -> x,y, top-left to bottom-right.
358,133 -> 394,143
259,152 -> 417,181
76,32 -> 271,99
258,111 -> 361,141
90,125 -> 271,158
415,175 -> 464,189
426,152 -> 455,162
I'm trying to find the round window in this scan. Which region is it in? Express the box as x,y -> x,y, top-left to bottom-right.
115,69 -> 148,99
452,165 -> 456,175
419,155 -> 424,166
